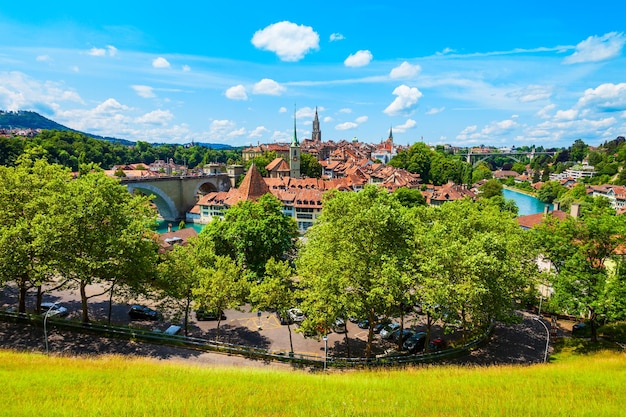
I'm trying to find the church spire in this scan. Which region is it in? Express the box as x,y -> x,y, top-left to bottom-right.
388,126 -> 393,141
291,106 -> 299,146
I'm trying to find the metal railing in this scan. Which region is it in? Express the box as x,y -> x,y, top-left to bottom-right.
0,310 -> 492,368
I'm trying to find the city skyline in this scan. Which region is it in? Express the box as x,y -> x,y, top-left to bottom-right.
0,1 -> 625,148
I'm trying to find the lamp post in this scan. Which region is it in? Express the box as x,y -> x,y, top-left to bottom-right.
322,335 -> 328,371
533,316 -> 550,363
43,302 -> 58,355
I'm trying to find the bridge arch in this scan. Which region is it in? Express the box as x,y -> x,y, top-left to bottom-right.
127,183 -> 179,221
194,179 -> 219,197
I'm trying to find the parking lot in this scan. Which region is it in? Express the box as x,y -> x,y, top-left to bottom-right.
0,283 -> 459,359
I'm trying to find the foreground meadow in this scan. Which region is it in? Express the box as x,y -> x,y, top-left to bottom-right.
1,347 -> 624,417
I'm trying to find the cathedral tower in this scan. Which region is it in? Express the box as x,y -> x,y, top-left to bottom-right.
312,106 -> 321,142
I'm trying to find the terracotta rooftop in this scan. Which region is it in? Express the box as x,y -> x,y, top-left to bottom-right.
237,163 -> 271,201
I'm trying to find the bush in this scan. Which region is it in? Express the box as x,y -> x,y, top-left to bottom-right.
599,321 -> 626,344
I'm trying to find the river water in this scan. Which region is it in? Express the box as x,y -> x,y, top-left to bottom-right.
502,188 -> 546,216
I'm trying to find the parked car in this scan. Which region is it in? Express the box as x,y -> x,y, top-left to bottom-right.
391,328 -> 414,344
404,332 -> 427,353
428,338 -> 447,352
373,319 -> 392,334
128,304 -> 159,320
195,309 -> 226,321
275,311 -> 292,325
287,308 -> 305,323
379,322 -> 401,339
333,318 -> 347,333
40,302 -> 68,317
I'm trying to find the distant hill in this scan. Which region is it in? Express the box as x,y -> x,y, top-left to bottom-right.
0,110 -> 236,149
0,110 -> 135,146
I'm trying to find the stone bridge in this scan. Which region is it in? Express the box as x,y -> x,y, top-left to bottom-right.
121,174 -> 232,221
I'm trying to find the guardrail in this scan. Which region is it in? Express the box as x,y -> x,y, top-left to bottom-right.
0,310 -> 492,368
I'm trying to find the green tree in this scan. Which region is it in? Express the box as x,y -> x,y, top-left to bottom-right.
249,258 -> 297,353
537,181 -> 566,204
192,255 -> 250,341
300,153 -> 322,178
478,179 -> 503,199
296,186 -> 413,358
0,157 -> 71,313
471,161 -> 493,184
536,207 -> 626,341
570,139 -> 588,163
393,187 -> 426,208
200,193 -> 299,279
55,171 -> 158,323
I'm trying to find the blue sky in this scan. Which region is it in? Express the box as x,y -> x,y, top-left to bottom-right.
1,1 -> 625,148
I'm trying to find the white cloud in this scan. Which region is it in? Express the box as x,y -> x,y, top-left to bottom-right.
253,78 -> 285,95
228,128 -> 247,137
88,45 -> 117,57
0,71 -> 83,112
426,107 -> 445,115
88,47 -> 106,57
564,32 -> 626,64
575,83 -> 626,112
209,119 -> 236,137
335,122 -> 358,130
251,21 -> 320,62
152,57 -> 171,68
249,126 -> 270,138
481,119 -> 518,135
355,115 -> 368,124
296,107 -> 316,118
136,109 -> 174,125
36,55 -> 51,62
323,116 -> 333,123
511,85 -> 553,103
436,47 -> 456,55
225,84 -> 248,100
339,108 -> 352,114
555,109 -> 578,121
278,107 -> 287,113
132,85 -> 156,98
389,61 -> 421,79
383,85 -> 422,116
182,65 -> 191,72
394,119 -> 417,133
344,50 -> 373,67
330,33 -> 345,42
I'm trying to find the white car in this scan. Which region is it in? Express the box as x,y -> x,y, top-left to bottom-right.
40,302 -> 68,317
379,322 -> 400,339
287,308 -> 305,323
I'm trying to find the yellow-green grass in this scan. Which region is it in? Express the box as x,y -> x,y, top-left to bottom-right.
1,348 -> 624,417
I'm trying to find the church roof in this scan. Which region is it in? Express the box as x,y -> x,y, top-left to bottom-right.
236,163 -> 271,201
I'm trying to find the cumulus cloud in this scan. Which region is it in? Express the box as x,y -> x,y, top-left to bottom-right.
394,119 -> 417,133
355,115 -> 368,124
426,107 -> 445,115
249,126 -> 270,138
323,116 -> 333,123
389,61 -> 421,79
251,21 -> 320,61
152,57 -> 171,68
88,45 -> 117,57
330,33 -> 345,42
383,85 -> 422,116
555,109 -> 578,121
209,119 -> 236,137
253,78 -> 285,95
132,85 -> 156,98
344,50 -> 373,67
339,108 -> 352,114
296,107 -> 316,118
0,71 -> 83,112
575,83 -> 626,112
335,122 -> 358,130
225,84 -> 248,100
278,107 -> 287,113
228,128 -> 247,137
564,32 -> 625,64
136,109 -> 174,125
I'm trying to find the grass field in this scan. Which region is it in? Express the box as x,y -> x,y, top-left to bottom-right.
1,342 -> 624,417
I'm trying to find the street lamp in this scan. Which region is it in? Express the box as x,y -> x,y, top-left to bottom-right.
533,316 -> 550,363
322,335 -> 328,371
43,302 -> 58,355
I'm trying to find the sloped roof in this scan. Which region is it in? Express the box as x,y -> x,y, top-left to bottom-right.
231,163 -> 270,203
516,210 -> 569,229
